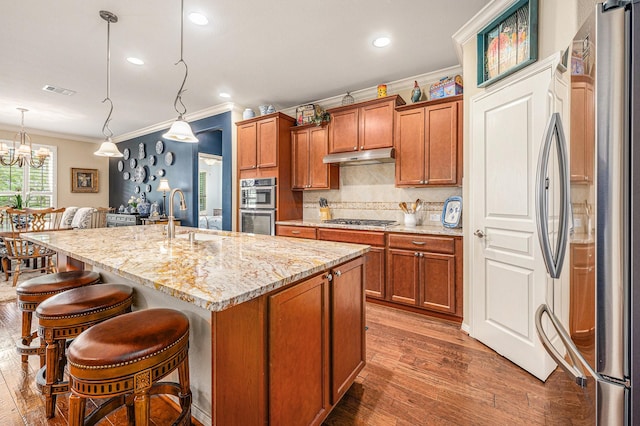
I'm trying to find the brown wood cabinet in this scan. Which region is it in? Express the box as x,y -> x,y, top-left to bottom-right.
395,95 -> 462,187
213,257 -> 365,426
570,242 -> 595,343
327,95 -> 405,154
570,76 -> 594,184
318,228 -> 385,300
291,124 -> 339,190
387,233 -> 462,319
237,112 -> 296,173
276,224 -> 318,239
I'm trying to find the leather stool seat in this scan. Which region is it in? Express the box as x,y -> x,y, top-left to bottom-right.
35,283 -> 134,418
16,270 -> 101,364
68,308 -> 191,426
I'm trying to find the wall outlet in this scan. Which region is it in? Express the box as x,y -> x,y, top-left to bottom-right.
429,213 -> 441,222
574,218 -> 582,228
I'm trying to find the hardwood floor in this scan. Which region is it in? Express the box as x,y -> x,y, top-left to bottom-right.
0,300 -> 594,425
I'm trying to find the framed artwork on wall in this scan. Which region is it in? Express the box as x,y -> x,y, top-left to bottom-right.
477,0 -> 538,87
71,168 -> 99,193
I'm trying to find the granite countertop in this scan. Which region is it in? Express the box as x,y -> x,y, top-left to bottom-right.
23,226 -> 368,312
276,219 -> 463,237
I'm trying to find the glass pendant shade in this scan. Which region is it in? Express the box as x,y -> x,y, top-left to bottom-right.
17,144 -> 31,156
94,139 -> 124,157
163,118 -> 198,143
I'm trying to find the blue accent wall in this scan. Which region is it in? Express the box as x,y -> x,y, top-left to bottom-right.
109,110 -> 232,230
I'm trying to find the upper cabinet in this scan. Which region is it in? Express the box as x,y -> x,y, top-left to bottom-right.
395,95 -> 463,187
327,95 -> 405,154
291,124 -> 339,190
570,75 -> 594,184
237,112 -> 296,172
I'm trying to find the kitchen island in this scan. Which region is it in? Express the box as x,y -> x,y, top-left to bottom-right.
24,225 -> 369,425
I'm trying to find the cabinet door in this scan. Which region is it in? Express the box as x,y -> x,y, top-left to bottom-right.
570,244 -> 595,342
395,108 -> 426,186
238,122 -> 257,170
331,257 -> 365,403
425,101 -> 459,185
257,117 -> 278,169
360,99 -> 395,150
570,80 -> 594,183
419,252 -> 456,314
329,108 -> 359,153
387,248 -> 419,306
309,126 -> 329,188
291,129 -> 310,189
269,273 -> 329,426
364,247 -> 385,299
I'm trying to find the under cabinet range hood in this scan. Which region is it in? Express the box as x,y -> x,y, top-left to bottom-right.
322,147 -> 395,165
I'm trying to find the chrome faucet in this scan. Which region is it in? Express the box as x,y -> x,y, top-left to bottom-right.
167,188 -> 187,239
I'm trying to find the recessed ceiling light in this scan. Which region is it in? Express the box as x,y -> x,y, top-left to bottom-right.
127,57 -> 144,65
372,37 -> 391,48
219,92 -> 231,98
188,12 -> 208,25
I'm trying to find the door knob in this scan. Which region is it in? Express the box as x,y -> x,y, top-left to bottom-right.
474,230 -> 485,238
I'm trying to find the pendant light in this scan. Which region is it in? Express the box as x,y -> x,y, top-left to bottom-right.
163,0 -> 198,143
94,10 -> 124,157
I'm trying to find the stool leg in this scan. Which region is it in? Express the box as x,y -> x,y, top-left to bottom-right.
68,392 -> 85,426
20,311 -> 33,363
178,353 -> 192,412
134,390 -> 150,426
44,336 -> 59,418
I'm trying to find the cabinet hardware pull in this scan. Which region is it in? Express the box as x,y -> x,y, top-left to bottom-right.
411,241 -> 426,245
335,270 -> 342,277
360,146 -> 364,150
414,252 -> 419,256
291,231 -> 300,234
353,147 -> 357,151
325,273 -> 333,282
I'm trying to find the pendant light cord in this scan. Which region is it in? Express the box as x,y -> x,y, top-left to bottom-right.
172,0 -> 189,118
101,11 -> 117,140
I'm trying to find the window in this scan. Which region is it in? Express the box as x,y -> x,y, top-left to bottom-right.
199,171 -> 207,213
0,142 -> 57,208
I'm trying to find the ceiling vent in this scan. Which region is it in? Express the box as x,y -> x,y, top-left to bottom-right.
42,84 -> 76,96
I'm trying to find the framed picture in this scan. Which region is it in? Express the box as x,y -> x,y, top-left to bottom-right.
71,168 -> 99,193
477,0 -> 538,87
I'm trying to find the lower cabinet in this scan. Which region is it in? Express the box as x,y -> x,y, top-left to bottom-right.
386,233 -> 462,319
213,257 -> 365,426
106,213 -> 141,227
570,242 -> 595,342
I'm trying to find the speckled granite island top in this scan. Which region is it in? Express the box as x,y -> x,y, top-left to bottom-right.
23,226 -> 368,312
277,219 -> 463,236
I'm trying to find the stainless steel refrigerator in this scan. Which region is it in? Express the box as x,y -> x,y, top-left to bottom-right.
534,1 -> 639,424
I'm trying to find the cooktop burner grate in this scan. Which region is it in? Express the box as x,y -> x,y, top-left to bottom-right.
322,218 -> 397,226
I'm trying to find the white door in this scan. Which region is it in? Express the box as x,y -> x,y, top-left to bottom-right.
470,55 -> 568,381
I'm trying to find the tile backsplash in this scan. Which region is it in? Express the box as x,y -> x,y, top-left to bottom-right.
302,163 -> 462,226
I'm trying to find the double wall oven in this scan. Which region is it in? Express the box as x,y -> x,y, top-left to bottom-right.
239,177 -> 276,235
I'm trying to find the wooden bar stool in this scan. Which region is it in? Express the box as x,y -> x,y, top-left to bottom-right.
15,270 -> 101,364
67,308 -> 192,425
35,284 -> 134,418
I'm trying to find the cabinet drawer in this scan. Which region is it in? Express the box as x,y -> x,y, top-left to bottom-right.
572,243 -> 594,267
318,228 -> 385,246
276,225 -> 317,239
388,234 -> 455,254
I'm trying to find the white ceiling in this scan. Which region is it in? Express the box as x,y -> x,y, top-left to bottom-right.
0,0 -> 489,142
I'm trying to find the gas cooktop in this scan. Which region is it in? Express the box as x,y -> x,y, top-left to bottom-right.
322,218 -> 397,227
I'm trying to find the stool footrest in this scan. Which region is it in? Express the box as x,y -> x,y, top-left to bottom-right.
16,339 -> 45,357
36,366 -> 69,396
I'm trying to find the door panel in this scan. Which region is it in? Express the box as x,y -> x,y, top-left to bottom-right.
364,247 -> 385,299
420,253 -> 455,313
329,109 -> 358,153
395,108 -> 425,185
292,130 -> 309,189
238,122 -> 257,170
425,102 -> 458,184
470,57 -> 567,381
387,249 -> 418,305
257,118 -> 277,168
309,126 -> 329,188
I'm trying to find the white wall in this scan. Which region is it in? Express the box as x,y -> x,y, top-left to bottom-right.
0,129 -> 109,208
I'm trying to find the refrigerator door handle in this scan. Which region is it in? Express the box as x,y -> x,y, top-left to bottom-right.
535,304 -> 600,387
535,112 -> 570,279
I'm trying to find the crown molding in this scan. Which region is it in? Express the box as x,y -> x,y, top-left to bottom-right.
113,102 -> 237,143
451,0 -> 519,64
0,124 -> 100,144
280,65 -> 463,117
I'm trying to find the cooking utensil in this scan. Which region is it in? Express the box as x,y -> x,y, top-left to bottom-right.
415,199 -> 422,212
399,202 -> 408,213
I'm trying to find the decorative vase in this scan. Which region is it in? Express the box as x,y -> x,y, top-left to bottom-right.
137,193 -> 151,217
243,108 -> 255,119
266,105 -> 276,113
377,84 -> 387,98
341,92 -> 355,106
411,81 -> 422,103
258,105 -> 269,115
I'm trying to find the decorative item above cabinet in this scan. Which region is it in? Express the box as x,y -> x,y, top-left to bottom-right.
326,95 -> 405,155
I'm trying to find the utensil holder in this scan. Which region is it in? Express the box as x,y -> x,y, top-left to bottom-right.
404,213 -> 416,227
319,207 -> 331,221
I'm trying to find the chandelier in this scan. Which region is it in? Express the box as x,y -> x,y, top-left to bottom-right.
0,108 -> 50,168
